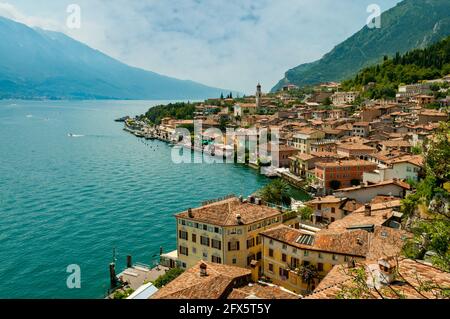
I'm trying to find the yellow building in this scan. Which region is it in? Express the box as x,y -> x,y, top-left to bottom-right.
175,196 -> 282,270
260,208 -> 409,295
292,129 -> 325,154
305,196 -> 359,224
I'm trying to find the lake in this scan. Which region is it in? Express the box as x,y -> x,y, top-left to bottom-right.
0,100 -> 273,298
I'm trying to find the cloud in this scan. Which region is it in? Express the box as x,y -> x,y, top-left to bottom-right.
1,0 -> 401,93
0,1 -> 59,30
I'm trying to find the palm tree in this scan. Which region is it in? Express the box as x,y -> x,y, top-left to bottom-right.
259,179 -> 291,206
297,264 -> 319,292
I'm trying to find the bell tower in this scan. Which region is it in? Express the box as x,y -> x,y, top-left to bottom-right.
256,83 -> 262,109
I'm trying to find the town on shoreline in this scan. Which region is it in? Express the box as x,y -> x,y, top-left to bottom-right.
109,66 -> 450,299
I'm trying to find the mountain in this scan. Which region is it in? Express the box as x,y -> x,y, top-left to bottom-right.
0,16 -> 230,100
272,0 -> 450,92
342,35 -> 450,99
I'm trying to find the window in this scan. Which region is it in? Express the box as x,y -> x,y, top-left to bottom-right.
293,248 -> 297,254
291,257 -> 300,269
181,220 -> 186,226
269,239 -> 274,245
211,239 -> 221,250
318,253 -> 323,259
194,222 -> 199,229
256,252 -> 262,260
332,254 -> 338,261
269,248 -> 274,257
179,246 -> 188,256
282,253 -> 287,262
228,241 -> 240,251
232,258 -> 237,264
344,256 -> 349,262
304,251 -> 309,257
318,263 -> 324,271
200,236 -> 210,247
202,252 -> 208,258
331,207 -> 335,213
214,227 -> 220,234
247,237 -> 255,249
192,247 -> 197,254
192,233 -> 197,243
303,260 -> 310,267
179,230 -> 188,240
268,263 -> 274,272
203,224 -> 208,231
256,235 -> 262,245
279,268 -> 289,280
282,244 -> 287,250
211,255 -> 222,264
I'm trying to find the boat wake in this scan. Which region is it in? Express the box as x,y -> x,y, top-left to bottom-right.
67,133 -> 85,138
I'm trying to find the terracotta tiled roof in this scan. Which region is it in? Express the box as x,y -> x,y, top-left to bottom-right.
379,140 -> 411,148
307,196 -> 345,205
294,128 -> 321,135
353,122 -> 370,127
292,153 -> 315,161
305,258 -> 450,299
228,284 -> 301,299
336,123 -> 353,131
260,224 -> 407,259
337,143 -> 376,151
352,199 -> 402,214
151,261 -> 251,299
315,160 -> 376,168
335,179 -> 410,192
387,155 -> 424,167
176,197 -> 281,226
326,208 -> 395,231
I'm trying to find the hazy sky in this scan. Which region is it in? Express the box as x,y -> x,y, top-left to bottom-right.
1,0 -> 401,93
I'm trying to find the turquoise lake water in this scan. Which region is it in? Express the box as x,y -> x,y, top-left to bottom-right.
0,100 -> 271,299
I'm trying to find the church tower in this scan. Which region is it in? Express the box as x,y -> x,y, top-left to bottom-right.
256,83 -> 262,110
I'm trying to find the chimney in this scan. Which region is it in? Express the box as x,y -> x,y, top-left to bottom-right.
364,204 -> 372,216
377,258 -> 397,285
188,208 -> 194,218
200,262 -> 208,277
239,195 -> 244,203
236,214 -> 243,225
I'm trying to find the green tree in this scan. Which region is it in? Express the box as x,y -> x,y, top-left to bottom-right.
297,264 -> 319,292
401,122 -> 450,271
153,268 -> 184,288
298,206 -> 313,222
258,179 -> 291,206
